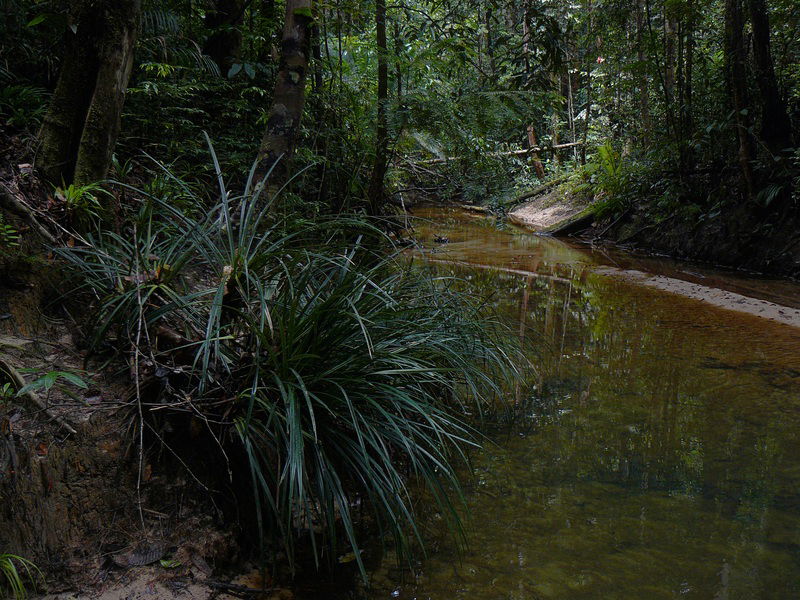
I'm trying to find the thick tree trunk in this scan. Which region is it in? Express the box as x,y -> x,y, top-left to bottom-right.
203,0 -> 245,76
747,0 -> 793,155
255,0 -> 313,189
38,0 -> 102,186
38,0 -> 141,187
367,0 -> 389,215
73,0 -> 140,186
724,0 -> 755,199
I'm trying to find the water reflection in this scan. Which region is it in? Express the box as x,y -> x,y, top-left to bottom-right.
367,207 -> 800,600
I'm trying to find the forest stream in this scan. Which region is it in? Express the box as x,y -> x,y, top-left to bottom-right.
364,206 -> 800,600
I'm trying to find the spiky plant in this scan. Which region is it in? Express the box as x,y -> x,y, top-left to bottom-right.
0,554 -> 41,600
57,143 -> 515,577
231,251 -> 511,573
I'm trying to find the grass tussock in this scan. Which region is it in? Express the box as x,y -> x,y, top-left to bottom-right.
0,554 -> 42,600
57,146 -> 516,576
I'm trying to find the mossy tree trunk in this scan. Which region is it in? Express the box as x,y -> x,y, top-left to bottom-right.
37,0 -> 100,186
38,0 -> 141,187
254,0 -> 313,190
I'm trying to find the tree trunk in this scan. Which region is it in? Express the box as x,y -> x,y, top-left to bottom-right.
522,3 -> 531,77
73,0 -> 140,186
311,23 -> 323,92
203,0 -> 245,76
636,0 -> 651,132
527,126 -> 546,179
581,1 -> 595,166
38,0 -> 140,187
367,0 -> 389,215
393,18 -> 402,99
664,9 -> 677,104
485,7 -> 496,77
37,1 -> 99,186
747,0 -> 793,155
724,0 -> 755,199
685,0 -> 694,134
255,0 -> 313,189
551,109 -> 561,166
567,68 -> 578,162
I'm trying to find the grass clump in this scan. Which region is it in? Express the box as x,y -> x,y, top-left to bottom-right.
0,554 -> 41,599
57,148 -> 514,576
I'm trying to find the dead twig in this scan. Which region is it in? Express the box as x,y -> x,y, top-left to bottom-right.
0,357 -> 78,434
0,182 -> 57,244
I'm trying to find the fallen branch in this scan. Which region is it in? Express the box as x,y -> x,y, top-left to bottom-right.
0,358 -> 78,435
455,203 -> 492,214
0,182 -> 57,244
412,142 -> 584,166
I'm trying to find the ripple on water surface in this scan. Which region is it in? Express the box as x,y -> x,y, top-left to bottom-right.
367,207 -> 800,600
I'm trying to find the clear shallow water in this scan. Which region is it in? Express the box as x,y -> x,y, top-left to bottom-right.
368,207 -> 800,600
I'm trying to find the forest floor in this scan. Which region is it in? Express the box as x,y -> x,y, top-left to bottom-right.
0,158 -> 298,598
0,259 -> 282,599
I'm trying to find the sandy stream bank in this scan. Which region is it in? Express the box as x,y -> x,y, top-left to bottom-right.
507,192 -> 800,329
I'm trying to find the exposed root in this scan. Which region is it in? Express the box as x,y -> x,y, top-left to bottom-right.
0,181 -> 57,244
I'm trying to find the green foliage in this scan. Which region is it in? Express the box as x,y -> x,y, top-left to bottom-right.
122,77 -> 267,179
55,182 -> 107,228
0,554 -> 42,600
57,149 -> 513,576
563,142 -> 633,218
0,215 -> 20,254
0,84 -> 48,129
15,370 -> 88,398
235,254 -> 509,573
0,383 -> 14,403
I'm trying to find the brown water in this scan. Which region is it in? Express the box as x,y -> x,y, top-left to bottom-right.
368,207 -> 800,600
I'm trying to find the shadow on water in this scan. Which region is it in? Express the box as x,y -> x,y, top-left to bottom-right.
363,207 -> 800,600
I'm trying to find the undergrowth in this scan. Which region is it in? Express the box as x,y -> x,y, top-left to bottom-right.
57,144 -> 516,577
0,554 -> 41,600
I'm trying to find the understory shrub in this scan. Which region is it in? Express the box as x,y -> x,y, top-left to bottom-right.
58,149 -> 514,576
